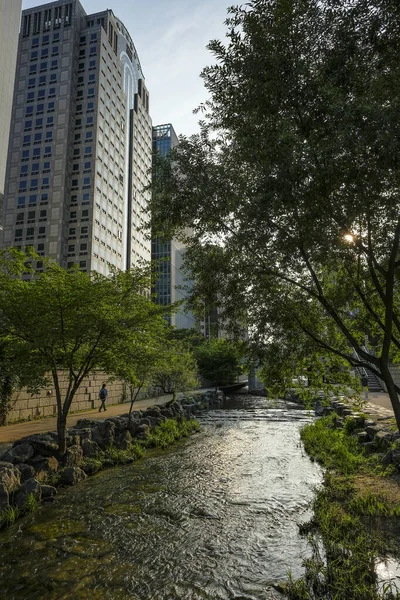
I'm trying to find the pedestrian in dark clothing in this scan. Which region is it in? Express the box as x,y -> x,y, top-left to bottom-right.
99,383 -> 108,412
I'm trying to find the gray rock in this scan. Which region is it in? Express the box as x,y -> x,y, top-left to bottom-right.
62,445 -> 83,467
76,419 -> 101,429
0,462 -> 21,496
357,431 -> 369,444
2,443 -> 34,465
365,425 -> 381,441
41,485 -> 57,499
13,434 -> 59,457
0,484 -> 9,508
62,467 -> 87,486
364,419 -> 377,428
382,451 -> 393,467
81,439 -> 102,458
16,463 -> 35,483
391,449 -> 400,470
29,455 -> 59,482
116,430 -> 132,450
15,478 -> 42,510
374,430 -> 393,448
91,420 -> 116,449
134,424 -> 151,440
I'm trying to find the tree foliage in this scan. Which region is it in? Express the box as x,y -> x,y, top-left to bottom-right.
152,342 -> 199,400
195,338 -> 244,387
149,0 -> 400,429
0,250 -> 166,452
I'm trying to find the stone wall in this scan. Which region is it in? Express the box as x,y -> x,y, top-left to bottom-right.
7,372 -> 127,423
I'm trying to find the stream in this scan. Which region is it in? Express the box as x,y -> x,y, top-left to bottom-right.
0,394 -> 322,599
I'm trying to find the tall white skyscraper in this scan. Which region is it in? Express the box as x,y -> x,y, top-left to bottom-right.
1,0 -> 152,273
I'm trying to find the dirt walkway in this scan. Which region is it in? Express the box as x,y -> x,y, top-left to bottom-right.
0,392 -> 201,446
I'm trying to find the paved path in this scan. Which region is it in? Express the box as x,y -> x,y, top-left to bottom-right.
0,392 -> 198,446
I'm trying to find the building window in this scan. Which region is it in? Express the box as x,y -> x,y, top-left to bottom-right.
44,146 -> 52,157
46,116 -> 54,127
82,193 -> 90,205
33,12 -> 41,34
33,148 -> 41,158
32,37 -> 39,48
40,62 -> 47,72
87,101 -> 94,112
30,178 -> 38,190
22,150 -> 30,161
42,34 -> 50,45
44,9 -> 51,31
29,64 -> 37,75
85,131 -> 93,140
28,77 -> 36,89
16,213 -> 24,225
18,196 -> 26,207
35,117 -> 43,129
54,6 -> 62,28
34,133 -> 42,145
85,146 -> 92,155
27,211 -> 35,223
48,87 -> 56,98
38,226 -> 46,239
38,89 -> 45,100
29,194 -> 37,207
52,46 -> 59,56
50,73 -> 57,84
46,131 -> 53,141
48,101 -> 55,112
20,165 -> 29,176
36,103 -> 44,114
24,120 -> 32,131
23,136 -> 31,147
53,32 -> 60,42
73,148 -> 80,157
23,14 -> 32,37
51,59 -> 58,70
40,193 -> 48,204
31,163 -> 39,175
27,92 -> 35,103
19,181 -> 27,192
39,75 -> 46,87
65,3 -> 72,26
15,229 -> 23,242
26,106 -> 34,117
39,210 -> 47,222
41,48 -> 48,58
42,177 -> 49,189
87,88 -> 95,98
43,161 -> 50,173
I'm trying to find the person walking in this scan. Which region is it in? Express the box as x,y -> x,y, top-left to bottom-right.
99,383 -> 108,412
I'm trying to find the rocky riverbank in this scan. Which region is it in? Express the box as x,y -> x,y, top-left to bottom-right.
0,390 -> 223,529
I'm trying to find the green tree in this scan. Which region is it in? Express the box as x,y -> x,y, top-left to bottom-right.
149,0 -> 400,430
195,338 -> 243,387
0,252 -> 166,453
152,342 -> 199,401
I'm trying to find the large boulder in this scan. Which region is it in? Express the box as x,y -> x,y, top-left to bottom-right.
0,462 -> 21,496
41,485 -> 57,500
16,463 -> 35,483
68,428 -> 92,443
14,435 -> 59,458
1,443 -> 34,465
15,478 -> 42,510
105,416 -> 128,436
0,484 -> 9,508
91,420 -> 116,449
61,467 -> 87,486
365,425 -> 382,441
76,419 -> 102,429
134,424 -> 151,440
81,439 -> 102,458
29,455 -> 59,482
62,445 -> 83,468
115,431 -> 132,450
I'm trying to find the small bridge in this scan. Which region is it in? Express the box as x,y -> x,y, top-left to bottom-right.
219,381 -> 248,394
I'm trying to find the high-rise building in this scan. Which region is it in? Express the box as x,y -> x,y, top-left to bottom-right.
1,0 -> 152,274
152,123 -> 196,329
0,0 -> 22,216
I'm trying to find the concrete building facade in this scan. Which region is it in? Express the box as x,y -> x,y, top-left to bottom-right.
152,123 -> 196,329
1,0 -> 152,273
0,0 -> 22,214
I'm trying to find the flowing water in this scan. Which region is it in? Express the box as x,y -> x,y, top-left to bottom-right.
0,394 -> 322,600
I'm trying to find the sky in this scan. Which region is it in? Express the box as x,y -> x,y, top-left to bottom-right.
21,0 -> 231,136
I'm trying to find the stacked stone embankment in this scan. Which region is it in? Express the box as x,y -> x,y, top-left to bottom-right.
0,390 -> 224,523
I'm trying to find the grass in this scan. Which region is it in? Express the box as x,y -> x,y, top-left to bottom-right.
285,414 -> 400,600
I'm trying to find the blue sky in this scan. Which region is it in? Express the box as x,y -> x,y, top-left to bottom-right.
21,0 -> 230,136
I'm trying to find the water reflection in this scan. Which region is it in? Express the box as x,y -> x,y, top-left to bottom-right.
0,395 -> 322,599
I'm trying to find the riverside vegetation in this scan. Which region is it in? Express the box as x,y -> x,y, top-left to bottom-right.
0,392 -> 216,531
285,412 -> 400,600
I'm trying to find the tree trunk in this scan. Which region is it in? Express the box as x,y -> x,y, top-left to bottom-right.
0,376 -> 13,426
172,389 -> 176,402
380,364 -> 400,432
57,413 -> 67,456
